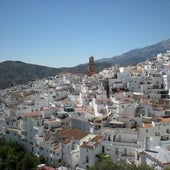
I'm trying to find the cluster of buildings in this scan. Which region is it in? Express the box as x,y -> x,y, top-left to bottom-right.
1,52 -> 170,170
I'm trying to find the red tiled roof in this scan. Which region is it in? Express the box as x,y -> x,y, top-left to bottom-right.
58,127 -> 89,141
60,138 -> 71,144
143,122 -> 153,128
80,135 -> 102,150
42,107 -> 58,111
159,117 -> 170,123
21,111 -> 42,117
44,166 -> 56,170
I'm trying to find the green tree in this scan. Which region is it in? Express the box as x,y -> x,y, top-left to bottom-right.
16,154 -> 39,170
89,159 -> 155,170
39,155 -> 46,164
0,142 -> 40,170
5,154 -> 18,170
164,167 -> 170,170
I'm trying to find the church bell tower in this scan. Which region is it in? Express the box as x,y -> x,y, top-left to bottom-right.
88,56 -> 95,76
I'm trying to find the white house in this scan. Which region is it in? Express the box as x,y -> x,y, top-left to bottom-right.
136,137 -> 170,169
57,127 -> 96,170
101,128 -> 140,161
80,135 -> 102,169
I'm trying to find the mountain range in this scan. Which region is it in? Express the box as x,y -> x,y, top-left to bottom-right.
0,39 -> 170,89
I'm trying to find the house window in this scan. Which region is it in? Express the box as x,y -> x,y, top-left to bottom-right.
108,135 -> 110,141
124,148 -> 127,156
102,146 -> 105,153
113,135 -> 116,141
137,154 -> 140,161
86,156 -> 89,163
115,148 -> 119,155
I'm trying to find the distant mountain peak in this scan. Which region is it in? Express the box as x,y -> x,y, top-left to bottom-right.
1,38 -> 170,89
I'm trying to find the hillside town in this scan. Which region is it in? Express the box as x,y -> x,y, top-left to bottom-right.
1,51 -> 170,170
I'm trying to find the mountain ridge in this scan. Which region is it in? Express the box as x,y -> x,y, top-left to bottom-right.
96,38 -> 170,65
1,38 -> 170,89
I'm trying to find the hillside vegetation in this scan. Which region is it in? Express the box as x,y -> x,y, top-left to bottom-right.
89,159 -> 170,170
0,61 -> 62,89
0,141 -> 45,170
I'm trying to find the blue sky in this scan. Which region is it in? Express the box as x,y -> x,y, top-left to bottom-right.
0,0 -> 170,68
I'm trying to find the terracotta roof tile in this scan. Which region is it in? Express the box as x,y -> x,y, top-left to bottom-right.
58,127 -> 89,141
143,122 -> 154,128
21,111 -> 42,117
159,117 -> 170,123
80,135 -> 102,150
